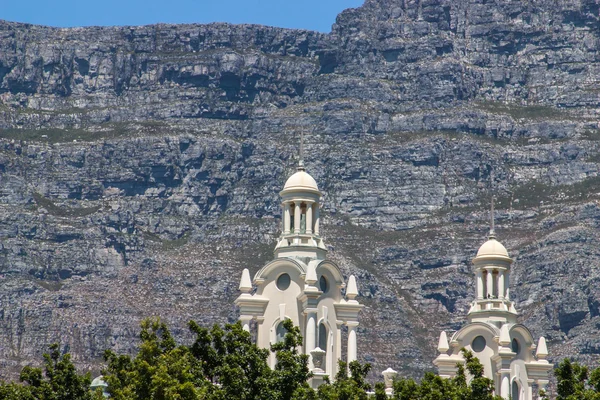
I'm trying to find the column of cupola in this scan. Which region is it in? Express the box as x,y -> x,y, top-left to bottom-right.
306,202 -> 313,234
498,270 -> 505,299
314,204 -> 320,236
281,201 -> 320,236
283,202 -> 291,234
477,267 -> 509,300
485,268 -> 494,298
476,270 -> 484,300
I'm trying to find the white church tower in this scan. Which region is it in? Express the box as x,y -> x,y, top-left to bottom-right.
433,213 -> 552,400
235,149 -> 363,386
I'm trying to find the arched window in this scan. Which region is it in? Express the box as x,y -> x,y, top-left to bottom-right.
511,338 -> 520,355
318,323 -> 328,351
511,381 -> 520,400
276,321 -> 287,343
319,276 -> 328,293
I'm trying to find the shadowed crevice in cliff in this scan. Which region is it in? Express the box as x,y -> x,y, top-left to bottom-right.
558,311 -> 588,335
0,64 -> 11,93
32,193 -> 101,217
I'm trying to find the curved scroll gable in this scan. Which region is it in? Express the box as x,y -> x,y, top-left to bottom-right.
315,260 -> 345,285
253,257 -> 307,283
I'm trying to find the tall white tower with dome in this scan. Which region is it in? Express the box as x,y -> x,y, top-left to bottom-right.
235,149 -> 363,386
433,220 -> 552,400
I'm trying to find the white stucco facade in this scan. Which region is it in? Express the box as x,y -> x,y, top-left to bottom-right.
433,232 -> 552,400
235,161 -> 362,386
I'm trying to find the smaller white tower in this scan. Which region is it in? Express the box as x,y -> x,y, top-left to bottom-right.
434,211 -> 552,400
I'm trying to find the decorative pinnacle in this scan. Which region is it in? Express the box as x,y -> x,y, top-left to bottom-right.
437,331 -> 449,353
489,195 -> 496,239
239,268 -> 252,293
297,131 -> 305,171
536,336 -> 548,360
346,275 -> 358,301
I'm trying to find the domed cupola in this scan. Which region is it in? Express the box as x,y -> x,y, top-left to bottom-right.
475,236 -> 510,260
282,164 -> 320,194
468,221 -> 517,323
276,159 -> 327,259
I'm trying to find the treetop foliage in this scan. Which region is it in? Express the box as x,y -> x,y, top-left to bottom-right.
550,358 -> 600,400
0,318 -> 596,399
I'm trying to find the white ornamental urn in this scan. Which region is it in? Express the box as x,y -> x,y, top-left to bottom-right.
310,347 -> 326,372
382,367 -> 398,394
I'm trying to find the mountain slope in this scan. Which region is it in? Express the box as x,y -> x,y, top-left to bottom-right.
0,0 -> 600,379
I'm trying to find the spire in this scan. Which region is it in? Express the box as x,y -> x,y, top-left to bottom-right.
297,131 -> 305,171
489,195 -> 496,239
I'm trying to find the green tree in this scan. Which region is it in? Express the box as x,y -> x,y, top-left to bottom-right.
392,371 -> 465,400
421,371 -> 462,400
103,317 -> 205,400
391,376 -> 420,400
269,319 -> 313,400
0,343 -> 102,400
4,318 -> 568,400
461,348 -> 500,400
18,343 -> 97,400
0,382 -> 35,400
315,360 -> 371,400
554,358 -> 600,400
373,382 -> 387,400
188,320 -> 272,400
590,367 -> 600,394
391,349 -> 500,400
556,358 -> 585,399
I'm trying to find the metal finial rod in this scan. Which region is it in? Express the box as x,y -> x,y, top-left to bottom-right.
489,195 -> 496,239
297,131 -> 305,171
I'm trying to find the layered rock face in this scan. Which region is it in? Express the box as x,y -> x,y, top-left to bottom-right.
0,0 -> 600,379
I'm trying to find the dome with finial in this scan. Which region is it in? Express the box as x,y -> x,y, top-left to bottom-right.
474,195 -> 510,260
282,131 -> 320,193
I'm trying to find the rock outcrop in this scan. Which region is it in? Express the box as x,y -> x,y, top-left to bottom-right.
0,0 -> 600,379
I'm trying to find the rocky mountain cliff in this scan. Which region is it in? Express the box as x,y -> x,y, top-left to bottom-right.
1,0 -> 600,382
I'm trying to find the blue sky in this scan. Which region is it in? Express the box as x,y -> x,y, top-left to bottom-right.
2,0 -> 365,33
